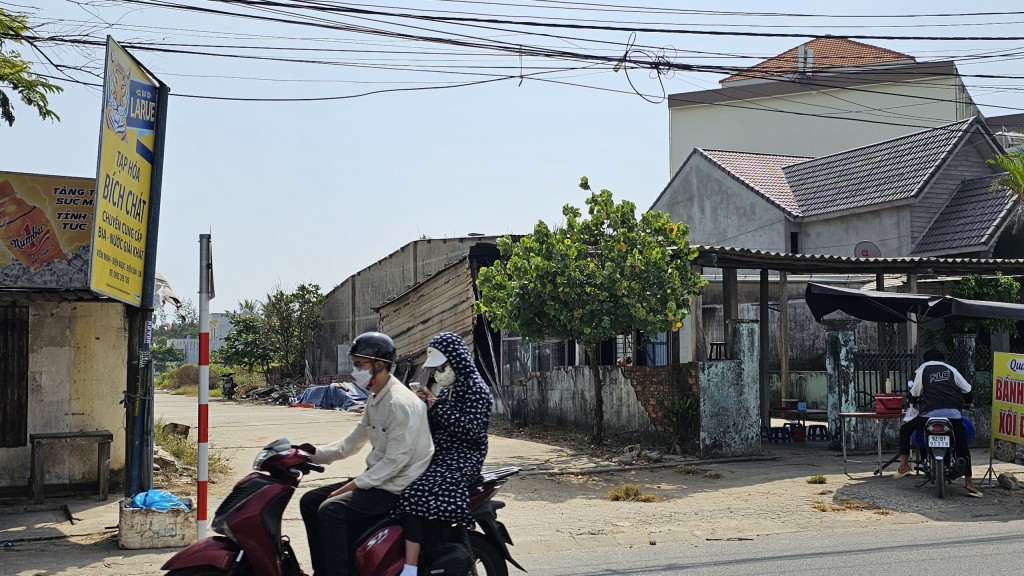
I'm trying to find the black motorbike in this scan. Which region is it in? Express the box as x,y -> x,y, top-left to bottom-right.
221,372 -> 237,400
909,415 -> 975,498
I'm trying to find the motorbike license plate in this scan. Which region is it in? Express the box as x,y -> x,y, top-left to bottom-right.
928,435 -> 951,448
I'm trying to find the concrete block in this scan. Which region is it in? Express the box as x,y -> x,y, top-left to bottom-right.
118,498 -> 196,549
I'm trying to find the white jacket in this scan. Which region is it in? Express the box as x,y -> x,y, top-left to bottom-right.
312,376 -> 434,494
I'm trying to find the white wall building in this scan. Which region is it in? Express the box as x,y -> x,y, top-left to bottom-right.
667,38 -> 979,174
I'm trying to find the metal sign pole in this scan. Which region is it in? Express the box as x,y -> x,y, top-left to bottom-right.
197,233 -> 212,538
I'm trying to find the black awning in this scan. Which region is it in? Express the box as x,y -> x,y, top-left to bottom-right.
804,283 -> 1024,324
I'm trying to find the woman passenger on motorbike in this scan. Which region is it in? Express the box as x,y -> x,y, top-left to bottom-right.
895,348 -> 981,497
393,332 -> 493,576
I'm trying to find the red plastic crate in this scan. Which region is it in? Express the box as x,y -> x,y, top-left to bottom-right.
874,393 -> 903,414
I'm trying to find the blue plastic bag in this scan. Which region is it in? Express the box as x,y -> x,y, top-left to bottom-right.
128,489 -> 190,511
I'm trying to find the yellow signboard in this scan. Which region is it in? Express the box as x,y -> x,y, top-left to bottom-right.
89,37 -> 161,305
0,172 -> 95,288
991,352 -> 1024,461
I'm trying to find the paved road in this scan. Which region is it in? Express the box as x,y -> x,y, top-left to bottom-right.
511,520 -> 1024,575
4,392 -> 1024,575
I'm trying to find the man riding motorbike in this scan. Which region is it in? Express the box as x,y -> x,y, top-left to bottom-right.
895,348 -> 982,497
298,332 -> 434,576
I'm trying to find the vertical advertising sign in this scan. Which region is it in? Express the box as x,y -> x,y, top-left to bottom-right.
90,37 -> 162,305
0,172 -> 95,288
992,352 -> 1024,463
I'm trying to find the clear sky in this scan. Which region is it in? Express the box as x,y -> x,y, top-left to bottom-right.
6,1 -> 1024,312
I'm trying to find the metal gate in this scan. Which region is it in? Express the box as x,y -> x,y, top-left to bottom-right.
852,349 -> 917,411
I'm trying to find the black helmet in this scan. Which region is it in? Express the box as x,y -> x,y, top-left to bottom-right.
350,332 -> 396,364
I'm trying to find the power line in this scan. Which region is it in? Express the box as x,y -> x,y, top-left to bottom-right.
206,0 -> 1024,41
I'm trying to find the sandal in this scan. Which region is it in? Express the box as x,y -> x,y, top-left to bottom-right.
965,488 -> 983,498
894,466 -> 912,479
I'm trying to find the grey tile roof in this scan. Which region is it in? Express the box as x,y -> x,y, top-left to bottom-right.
912,175 -> 1018,254
701,150 -> 810,215
782,117 -> 976,216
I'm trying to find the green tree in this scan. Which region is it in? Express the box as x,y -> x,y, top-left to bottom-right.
1,8 -> 62,126
153,299 -> 199,340
475,177 -> 707,444
218,285 -> 325,379
219,313 -> 274,375
262,284 -> 326,377
949,273 -> 1021,337
987,151 -> 1024,198
151,338 -> 184,373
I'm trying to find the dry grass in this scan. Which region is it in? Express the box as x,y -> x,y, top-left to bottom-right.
676,465 -> 722,479
605,484 -> 660,502
812,498 -> 885,513
155,418 -> 230,475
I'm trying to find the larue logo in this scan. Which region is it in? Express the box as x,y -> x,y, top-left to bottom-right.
1009,358 -> 1024,375
104,54 -> 131,141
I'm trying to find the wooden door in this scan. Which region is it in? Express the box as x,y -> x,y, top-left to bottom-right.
0,306 -> 29,447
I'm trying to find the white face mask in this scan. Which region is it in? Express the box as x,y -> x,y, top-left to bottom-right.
351,368 -> 372,388
434,366 -> 456,387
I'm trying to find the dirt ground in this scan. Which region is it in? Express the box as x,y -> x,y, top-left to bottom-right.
147,399 -> 1024,556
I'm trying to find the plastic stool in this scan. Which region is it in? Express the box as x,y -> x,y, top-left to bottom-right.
769,427 -> 790,443
784,422 -> 806,442
807,425 -> 829,441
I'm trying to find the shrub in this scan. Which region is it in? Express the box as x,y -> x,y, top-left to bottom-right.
157,364 -> 222,391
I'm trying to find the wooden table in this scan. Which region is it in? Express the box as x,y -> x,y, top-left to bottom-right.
838,412 -> 904,476
30,430 -> 113,503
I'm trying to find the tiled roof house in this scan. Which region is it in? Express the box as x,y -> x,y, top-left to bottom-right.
720,37 -> 915,85
652,117 -> 1021,259
667,37 -> 979,172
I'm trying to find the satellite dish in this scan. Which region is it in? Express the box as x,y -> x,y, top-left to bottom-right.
854,241 -> 881,259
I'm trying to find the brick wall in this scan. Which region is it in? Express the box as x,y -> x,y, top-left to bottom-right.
624,364 -> 701,442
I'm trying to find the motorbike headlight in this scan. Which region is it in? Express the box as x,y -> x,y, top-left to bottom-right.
253,438 -> 293,470
253,448 -> 276,470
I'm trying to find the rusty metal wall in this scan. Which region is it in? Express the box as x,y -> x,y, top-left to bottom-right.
314,236 -> 500,376
378,258 -> 475,367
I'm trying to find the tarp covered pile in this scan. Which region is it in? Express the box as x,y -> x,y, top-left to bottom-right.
290,382 -> 367,411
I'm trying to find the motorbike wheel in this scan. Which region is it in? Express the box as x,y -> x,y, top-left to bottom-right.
933,455 -> 946,499
165,567 -> 229,576
470,531 -> 509,576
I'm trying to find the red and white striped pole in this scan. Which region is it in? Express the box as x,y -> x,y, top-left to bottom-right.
197,233 -> 213,538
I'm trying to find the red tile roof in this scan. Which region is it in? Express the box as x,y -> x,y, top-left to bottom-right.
722,37 -> 915,84
701,150 -> 809,215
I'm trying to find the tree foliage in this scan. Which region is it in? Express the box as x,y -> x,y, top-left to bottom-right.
0,8 -> 62,126
218,284 -> 325,379
154,299 -> 199,340
151,340 -> 184,373
150,300 -> 197,372
949,273 -> 1021,337
475,178 -> 706,443
987,151 -> 1024,199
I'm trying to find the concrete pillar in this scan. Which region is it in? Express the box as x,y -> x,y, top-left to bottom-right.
952,334 -> 977,386
824,320 -> 860,451
728,318 -> 760,424
992,329 -> 1010,354
729,319 -> 760,375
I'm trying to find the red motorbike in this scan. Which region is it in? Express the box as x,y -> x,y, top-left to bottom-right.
161,438 -> 524,576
